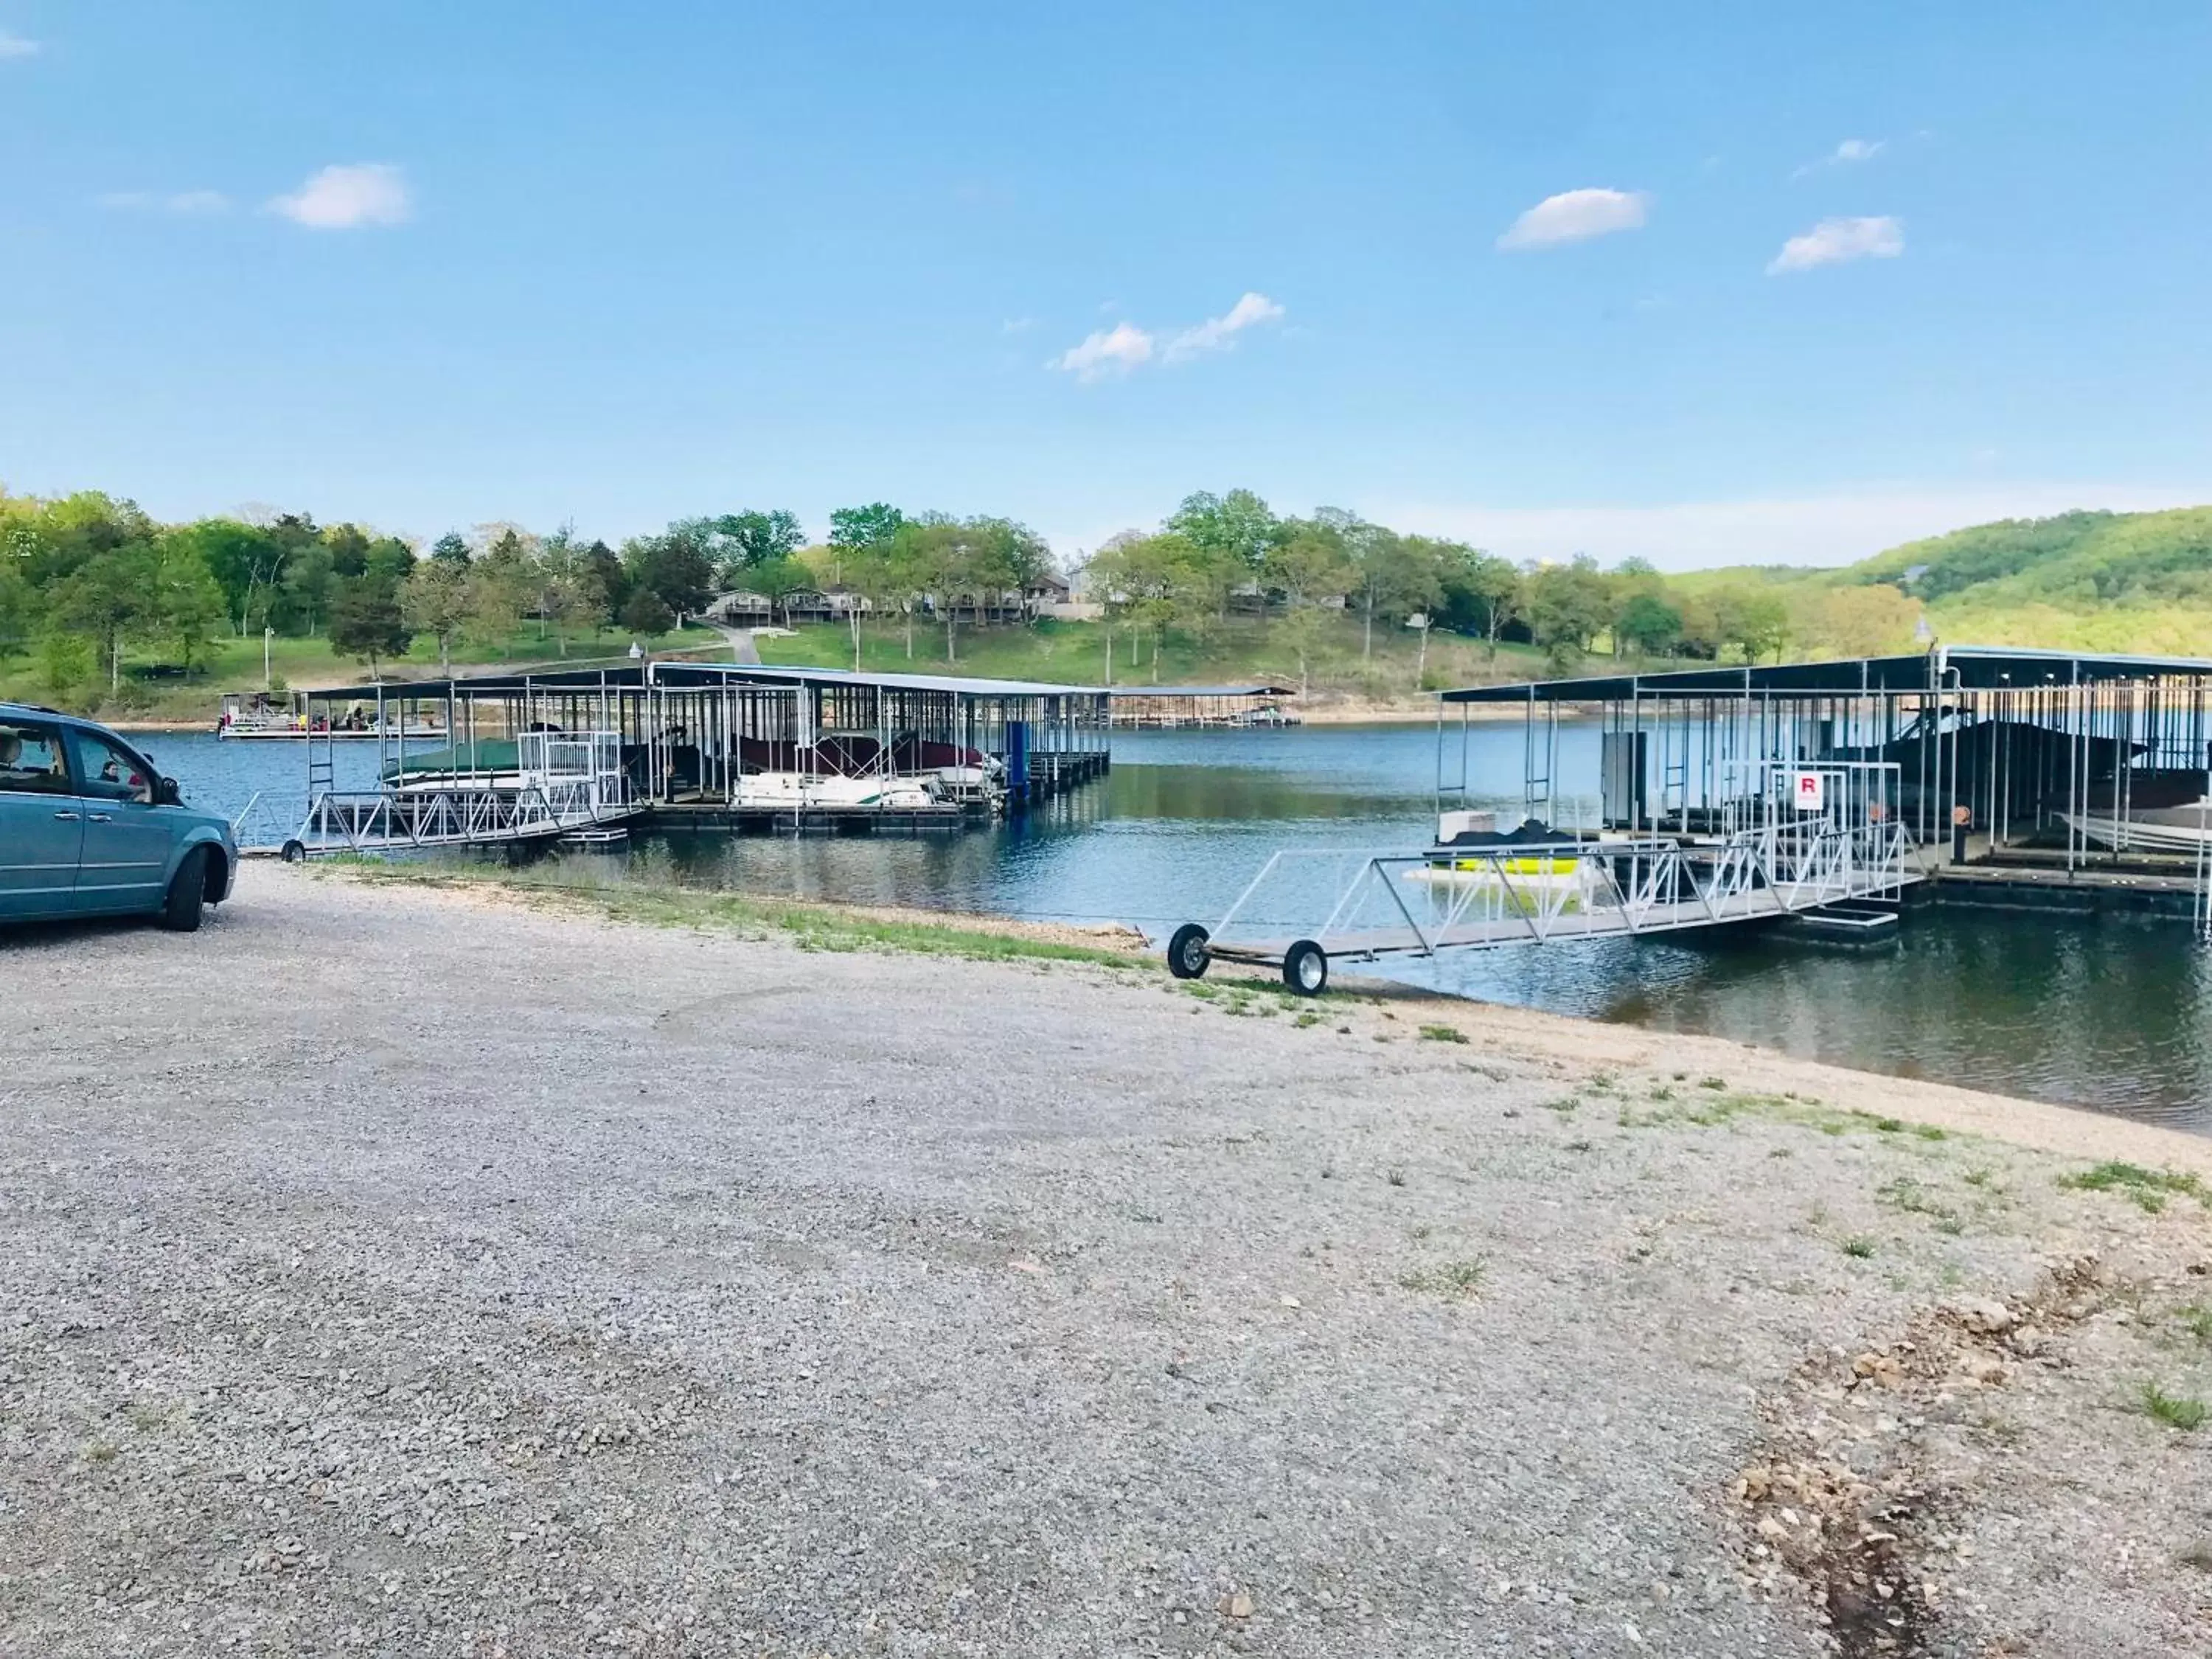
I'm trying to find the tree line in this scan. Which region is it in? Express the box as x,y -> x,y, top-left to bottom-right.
0,484 -> 1923,709
1082,489 -> 1922,687
0,491 -> 1057,702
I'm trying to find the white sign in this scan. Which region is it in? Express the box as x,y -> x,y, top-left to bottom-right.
1792,771 -> 1826,812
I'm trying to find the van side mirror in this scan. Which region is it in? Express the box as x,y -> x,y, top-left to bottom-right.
156,776 -> 183,806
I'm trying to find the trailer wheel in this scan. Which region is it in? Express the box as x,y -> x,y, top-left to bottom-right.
1281,939 -> 1329,996
1166,922 -> 1211,979
279,839 -> 307,863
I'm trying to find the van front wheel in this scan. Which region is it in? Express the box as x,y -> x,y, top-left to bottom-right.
159,847 -> 208,933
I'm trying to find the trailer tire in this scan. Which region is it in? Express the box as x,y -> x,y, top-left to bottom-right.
1166,922 -> 1211,980
1281,939 -> 1328,996
280,839 -> 307,863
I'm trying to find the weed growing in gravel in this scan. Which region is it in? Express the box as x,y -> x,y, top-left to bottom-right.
1618,1089 -> 1868,1135
2059,1162 -> 2208,1214
1841,1236 -> 1877,1259
2138,1382 -> 2208,1430
1877,1177 -> 1966,1235
1418,1023 -> 1467,1043
1647,1085 -> 1676,1103
1697,1076 -> 1728,1091
1541,1095 -> 1581,1115
2179,1306 -> 2212,1346
1386,1166 -> 1407,1186
2180,1541 -> 2212,1573
1294,1012 -> 1322,1028
83,1441 -> 118,1464
1913,1124 -> 1948,1142
1400,1257 -> 1488,1298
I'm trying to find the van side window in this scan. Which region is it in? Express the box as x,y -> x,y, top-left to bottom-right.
72,730 -> 156,804
0,723 -> 73,795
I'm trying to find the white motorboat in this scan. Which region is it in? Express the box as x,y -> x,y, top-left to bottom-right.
2061,804 -> 2212,855
734,771 -> 941,811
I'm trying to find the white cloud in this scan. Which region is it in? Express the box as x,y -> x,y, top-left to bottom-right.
1794,137 -> 1886,178
97,189 -> 230,215
1767,215 -> 1903,274
1373,484 -> 2212,571
1048,321 -> 1155,380
1162,291 -> 1286,361
267,163 -> 411,229
1048,292 -> 1286,380
1498,187 -> 1649,251
0,29 -> 37,58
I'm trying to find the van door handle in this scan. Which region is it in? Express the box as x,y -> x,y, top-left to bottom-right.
52,810 -> 80,821
87,812 -> 113,823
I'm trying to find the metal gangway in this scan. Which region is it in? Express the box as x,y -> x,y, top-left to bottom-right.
1169,761 -> 1924,995
274,731 -> 639,860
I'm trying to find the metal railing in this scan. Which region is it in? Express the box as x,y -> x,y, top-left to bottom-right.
288,784 -> 633,858
1206,818 -> 1916,963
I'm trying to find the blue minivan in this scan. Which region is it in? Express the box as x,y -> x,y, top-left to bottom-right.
0,703 -> 237,931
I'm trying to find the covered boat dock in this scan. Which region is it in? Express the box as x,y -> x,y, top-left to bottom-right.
1107,683 -> 1299,728
258,658 -> 1112,852
1438,644 -> 2212,918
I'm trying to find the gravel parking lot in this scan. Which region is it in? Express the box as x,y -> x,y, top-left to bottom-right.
4,866 -> 2210,1657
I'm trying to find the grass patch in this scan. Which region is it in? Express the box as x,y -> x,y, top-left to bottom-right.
2138,1382 -> 2208,1431
1877,1176 -> 1967,1234
1399,1257 -> 1488,1299
1417,1023 -> 1467,1044
2180,1306 -> 2212,1346
1616,1088 -> 1878,1136
324,860 -> 1143,971
1293,1011 -> 1322,1029
2057,1162 -> 2208,1215
1840,1236 -> 1877,1260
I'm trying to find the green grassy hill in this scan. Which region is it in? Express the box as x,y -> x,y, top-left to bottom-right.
1672,506 -> 2212,657
1840,507 -> 2212,654
0,622 -> 722,725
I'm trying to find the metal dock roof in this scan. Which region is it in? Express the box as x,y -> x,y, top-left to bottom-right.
1439,644 -> 2212,703
305,658 -> 1110,700
1103,683 -> 1296,699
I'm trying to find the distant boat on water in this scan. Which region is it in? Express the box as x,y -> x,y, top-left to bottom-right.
216,692 -> 443,742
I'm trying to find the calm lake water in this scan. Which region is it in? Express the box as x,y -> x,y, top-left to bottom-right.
159,725 -> 2212,1129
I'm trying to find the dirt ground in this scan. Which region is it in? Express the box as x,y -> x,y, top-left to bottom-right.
3,866 -> 2210,1658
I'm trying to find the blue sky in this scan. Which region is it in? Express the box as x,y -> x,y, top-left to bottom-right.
4,1 -> 2211,568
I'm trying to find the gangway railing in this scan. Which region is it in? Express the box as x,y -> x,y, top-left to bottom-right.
279,783 -> 638,859
1169,815 -> 1921,995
